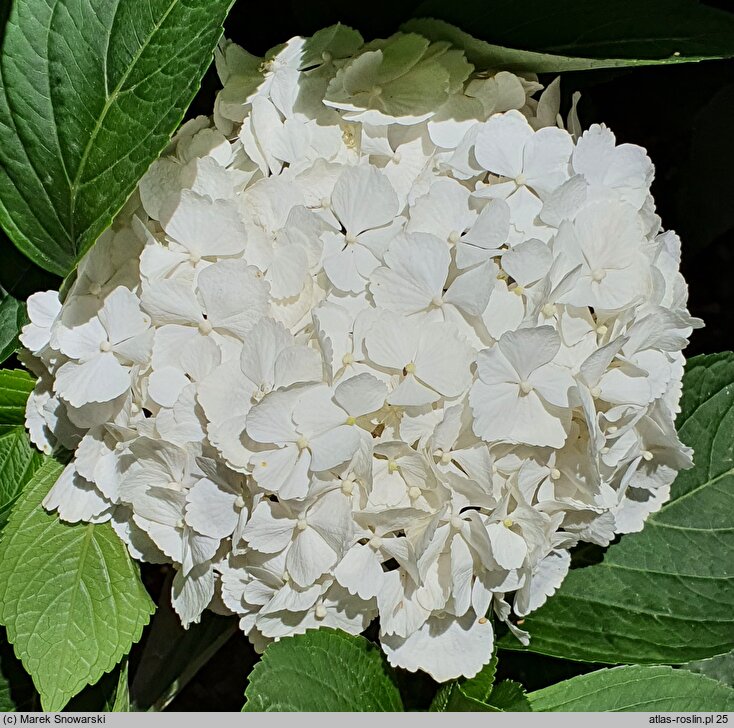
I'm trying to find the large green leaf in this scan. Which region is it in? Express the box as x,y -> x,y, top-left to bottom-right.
0,291 -> 26,366
0,368 -> 42,528
402,19 -> 710,73
0,427 -> 43,530
405,0 -> 734,72
685,650 -> 734,689
0,369 -> 34,429
502,353 -> 734,664
0,457 -> 155,710
0,0 -> 233,276
527,666 -> 734,712
243,629 -> 403,712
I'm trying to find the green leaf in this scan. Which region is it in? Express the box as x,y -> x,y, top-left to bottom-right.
102,660 -> 130,713
430,685 -> 498,712
0,457 -> 155,710
460,648 -> 498,702
527,666 -> 734,712
243,629 -> 403,712
502,353 -> 734,664
685,650 -> 734,688
430,651 -> 499,712
0,368 -> 42,529
489,680 -> 531,711
402,19 -> 693,73
0,0 -> 234,276
428,684 -> 453,711
0,369 -> 34,427
0,427 -> 44,530
405,0 -> 734,72
64,661 -> 128,712
108,662 -> 130,713
430,662 -> 531,712
0,292 -> 26,365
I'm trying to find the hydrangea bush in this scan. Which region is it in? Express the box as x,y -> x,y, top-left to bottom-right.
19,27 -> 702,682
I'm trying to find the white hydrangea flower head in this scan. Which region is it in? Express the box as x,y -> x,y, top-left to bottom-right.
23,26 -> 701,683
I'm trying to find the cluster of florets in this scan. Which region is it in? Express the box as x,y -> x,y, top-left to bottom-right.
21,26 -> 700,681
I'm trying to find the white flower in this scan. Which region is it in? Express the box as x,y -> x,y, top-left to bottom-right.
119,438 -> 221,574
67,227 -> 143,319
454,198 -> 510,269
185,469 -> 245,541
475,110 -> 573,197
246,384 -> 364,499
254,37 -> 306,116
406,178 -> 474,244
555,200 -> 651,310
370,233 -> 492,320
25,28 -> 698,684
198,317 -> 322,468
382,612 -> 494,682
513,549 -> 571,617
243,490 -> 352,586
471,327 -> 575,447
364,312 -> 474,406
256,582 -> 373,640
54,287 -> 152,407
334,531 -> 415,601
572,124 -> 653,208
323,33 -> 465,126
20,291 -> 61,355
43,462 -> 113,524
143,259 -> 268,342
160,189 -> 247,261
321,166 -> 401,293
